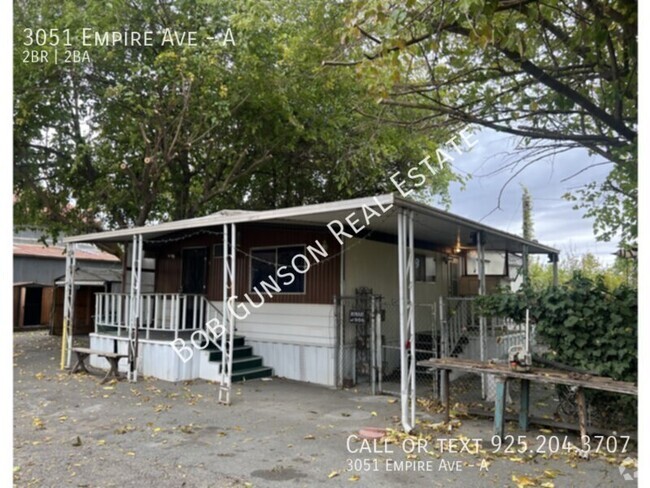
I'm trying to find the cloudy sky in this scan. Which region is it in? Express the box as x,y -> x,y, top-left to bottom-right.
441,128 -> 619,264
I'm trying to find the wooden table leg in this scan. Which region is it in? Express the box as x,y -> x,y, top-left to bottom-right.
441,369 -> 450,422
69,352 -> 90,375
494,376 -> 507,439
519,379 -> 530,431
576,387 -> 588,448
101,357 -> 122,384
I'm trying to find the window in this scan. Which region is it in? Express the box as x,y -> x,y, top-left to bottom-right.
415,254 -> 437,282
251,245 -> 306,293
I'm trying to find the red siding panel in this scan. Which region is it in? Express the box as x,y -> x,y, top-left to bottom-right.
152,224 -> 340,304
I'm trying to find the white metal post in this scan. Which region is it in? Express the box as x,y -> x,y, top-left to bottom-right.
128,234 -> 143,382
219,223 -> 236,405
398,209 -> 416,433
477,231 -> 487,398
408,211 -> 416,427
61,243 -> 76,369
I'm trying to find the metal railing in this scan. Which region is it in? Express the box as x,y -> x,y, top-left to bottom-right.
95,292 -> 223,340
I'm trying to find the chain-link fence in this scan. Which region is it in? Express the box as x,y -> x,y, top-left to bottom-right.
335,289 -> 383,393
380,300 -> 438,397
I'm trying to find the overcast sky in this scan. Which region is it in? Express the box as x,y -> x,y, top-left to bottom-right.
440,128 -> 619,264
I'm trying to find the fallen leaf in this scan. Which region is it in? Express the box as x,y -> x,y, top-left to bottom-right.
512,474 -> 536,488
327,471 -> 339,479
179,425 -> 194,434
540,482 -> 555,488
126,451 -> 135,456
114,425 -> 136,435
621,458 -> 637,468
348,474 -> 360,481
371,411 -> 377,417
387,398 -> 397,404
71,436 -> 82,447
538,428 -> 553,434
304,434 -> 315,440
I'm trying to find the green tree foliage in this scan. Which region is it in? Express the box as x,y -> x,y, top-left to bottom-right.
528,252 -> 635,290
334,0 -> 637,245
14,0 -> 458,240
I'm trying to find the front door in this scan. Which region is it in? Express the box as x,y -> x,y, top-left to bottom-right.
182,248 -> 208,294
181,248 -> 208,330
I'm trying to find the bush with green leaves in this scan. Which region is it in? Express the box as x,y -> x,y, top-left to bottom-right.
477,273 -> 637,383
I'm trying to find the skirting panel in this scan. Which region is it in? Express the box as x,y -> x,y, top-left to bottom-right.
89,333 -> 200,382
246,339 -> 336,386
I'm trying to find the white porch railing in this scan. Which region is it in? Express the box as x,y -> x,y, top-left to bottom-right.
94,293 -> 221,340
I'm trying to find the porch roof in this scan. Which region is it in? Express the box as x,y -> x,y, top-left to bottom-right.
63,193 -> 559,255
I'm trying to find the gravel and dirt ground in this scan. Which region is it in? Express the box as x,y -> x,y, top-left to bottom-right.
14,331 -> 637,487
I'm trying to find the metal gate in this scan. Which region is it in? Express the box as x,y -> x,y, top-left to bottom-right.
335,289 -> 383,394
380,300 -> 438,397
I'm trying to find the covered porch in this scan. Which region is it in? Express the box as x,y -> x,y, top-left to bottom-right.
60,193 -> 559,430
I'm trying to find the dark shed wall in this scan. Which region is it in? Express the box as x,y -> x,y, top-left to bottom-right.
150,224 -> 341,304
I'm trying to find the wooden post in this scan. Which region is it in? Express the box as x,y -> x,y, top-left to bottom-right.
494,376 -> 507,438
576,387 -> 588,448
519,379 -> 530,430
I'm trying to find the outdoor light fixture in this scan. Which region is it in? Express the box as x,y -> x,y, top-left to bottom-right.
453,229 -> 462,254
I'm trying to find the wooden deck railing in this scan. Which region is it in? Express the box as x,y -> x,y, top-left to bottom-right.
94,293 -> 222,339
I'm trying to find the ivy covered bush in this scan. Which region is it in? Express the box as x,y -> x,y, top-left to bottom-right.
477,273 -> 637,383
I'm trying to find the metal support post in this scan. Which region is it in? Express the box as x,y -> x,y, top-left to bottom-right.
477,231 -> 487,398
550,253 -> 559,287
522,244 -> 529,286
375,296 -> 383,395
60,243 -> 76,369
128,234 -> 143,382
398,209 -> 416,433
219,223 -> 237,405
370,295 -> 376,395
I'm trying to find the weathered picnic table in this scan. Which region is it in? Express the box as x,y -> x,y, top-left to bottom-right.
69,347 -> 128,384
418,357 -> 637,445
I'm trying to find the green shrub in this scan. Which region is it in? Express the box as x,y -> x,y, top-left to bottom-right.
477,273 -> 637,382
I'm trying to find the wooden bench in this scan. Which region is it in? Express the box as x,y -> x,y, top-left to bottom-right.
418,357 -> 637,448
69,347 -> 128,384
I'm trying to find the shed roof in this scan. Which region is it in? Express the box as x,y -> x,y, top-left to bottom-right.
63,193 -> 559,255
53,267 -> 123,286
13,243 -> 120,262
